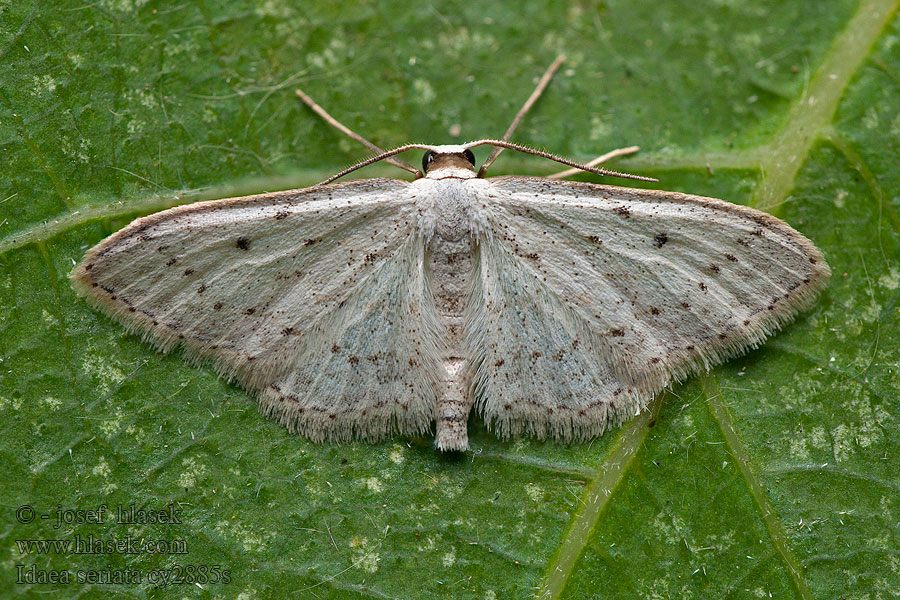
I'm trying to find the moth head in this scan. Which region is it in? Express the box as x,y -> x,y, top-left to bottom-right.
422,147 -> 477,176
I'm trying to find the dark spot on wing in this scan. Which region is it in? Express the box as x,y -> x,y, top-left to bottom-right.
654,233 -> 668,248
197,284 -> 207,294
274,211 -> 289,220
244,307 -> 256,315
213,302 -> 223,310
282,327 -> 294,335
613,206 -> 631,217
609,328 -> 625,337
331,343 -> 341,353
166,257 -> 177,266
725,253 -> 738,262
236,237 -> 251,250
348,355 -> 359,365
650,307 -> 661,315
710,264 -> 721,273
586,235 -> 602,245
304,238 -> 320,247
183,268 -> 194,276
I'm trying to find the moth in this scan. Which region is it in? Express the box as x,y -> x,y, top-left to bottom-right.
71,58 -> 830,451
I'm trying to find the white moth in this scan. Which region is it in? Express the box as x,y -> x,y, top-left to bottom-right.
71,58 -> 830,452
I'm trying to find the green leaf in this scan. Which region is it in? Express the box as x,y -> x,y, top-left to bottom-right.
2,1 -> 898,598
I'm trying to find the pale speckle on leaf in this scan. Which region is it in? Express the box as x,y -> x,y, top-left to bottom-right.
789,436 -> 810,460
388,445 -> 406,464
92,457 -> 118,494
127,119 -> 145,135
82,350 -> 125,395
831,424 -> 854,463
349,537 -> 380,573
442,547 -> 456,567
525,483 -> 543,502
0,396 -> 23,411
651,512 -> 688,546
100,408 -> 125,436
878,265 -> 899,290
30,75 -> 56,96
412,79 -> 436,105
40,396 -> 62,410
92,456 -> 112,478
177,456 -> 208,488
833,189 -> 848,208
216,519 -> 275,553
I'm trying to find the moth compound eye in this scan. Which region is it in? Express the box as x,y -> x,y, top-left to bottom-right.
422,150 -> 436,172
462,149 -> 476,167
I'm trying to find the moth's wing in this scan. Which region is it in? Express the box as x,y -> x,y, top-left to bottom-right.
72,179 -> 442,442
471,176 -> 830,441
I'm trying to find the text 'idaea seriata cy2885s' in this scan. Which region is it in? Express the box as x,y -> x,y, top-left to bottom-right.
71,57 -> 831,452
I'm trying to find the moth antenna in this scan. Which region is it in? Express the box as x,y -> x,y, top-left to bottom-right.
468,139 -> 658,182
316,144 -> 429,186
479,54 -> 566,177
296,88 -> 421,177
547,146 -> 641,180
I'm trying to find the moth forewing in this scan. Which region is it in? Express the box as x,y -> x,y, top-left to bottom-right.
469,177 -> 830,441
72,180 -> 447,443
